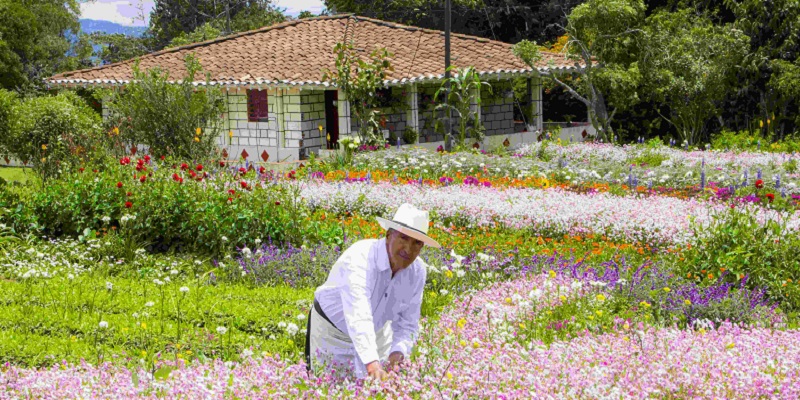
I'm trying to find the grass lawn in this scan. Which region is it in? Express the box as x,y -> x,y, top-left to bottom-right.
0,166 -> 32,183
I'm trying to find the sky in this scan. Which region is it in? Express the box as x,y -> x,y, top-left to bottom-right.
79,0 -> 327,27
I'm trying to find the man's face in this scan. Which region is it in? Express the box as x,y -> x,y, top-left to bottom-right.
386,229 -> 424,271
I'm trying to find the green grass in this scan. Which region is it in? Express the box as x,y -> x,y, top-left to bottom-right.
0,166 -> 33,183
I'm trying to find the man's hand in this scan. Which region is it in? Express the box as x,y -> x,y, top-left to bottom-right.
366,361 -> 388,380
387,351 -> 404,371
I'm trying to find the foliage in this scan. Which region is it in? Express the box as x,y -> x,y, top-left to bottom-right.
434,66 -> 491,148
149,0 -> 285,49
88,33 -> 152,65
0,0 -> 85,91
684,208 -> 800,310
639,9 -> 748,145
0,91 -> 102,181
322,42 -> 393,145
402,126 -> 419,144
103,54 -> 226,160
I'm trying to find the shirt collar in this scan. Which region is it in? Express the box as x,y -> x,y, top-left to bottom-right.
375,237 -> 391,272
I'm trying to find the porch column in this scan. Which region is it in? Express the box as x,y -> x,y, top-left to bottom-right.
337,88 -> 352,138
406,84 -> 419,143
530,75 -> 543,132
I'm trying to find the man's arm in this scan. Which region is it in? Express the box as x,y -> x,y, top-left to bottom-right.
389,265 -> 426,359
338,254 -> 381,367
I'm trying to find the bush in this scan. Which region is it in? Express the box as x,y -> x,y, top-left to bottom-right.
0,91 -> 102,181
402,126 -> 419,144
684,208 -> 800,309
103,54 -> 226,160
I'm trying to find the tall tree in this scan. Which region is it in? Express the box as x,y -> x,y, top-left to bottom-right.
149,0 -> 284,49
0,0 -> 83,91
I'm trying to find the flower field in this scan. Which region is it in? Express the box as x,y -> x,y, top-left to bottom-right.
1,142 -> 800,398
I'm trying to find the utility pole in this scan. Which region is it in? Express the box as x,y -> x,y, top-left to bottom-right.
444,0 -> 453,151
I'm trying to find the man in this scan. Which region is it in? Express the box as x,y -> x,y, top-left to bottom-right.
304,203 -> 440,380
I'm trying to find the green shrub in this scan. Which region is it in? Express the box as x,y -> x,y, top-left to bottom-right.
103,54 -> 226,160
402,126 -> 419,144
684,208 -> 800,309
0,89 -> 17,159
0,91 -> 101,181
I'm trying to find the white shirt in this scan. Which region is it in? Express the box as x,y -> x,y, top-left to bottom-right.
314,238 -> 427,367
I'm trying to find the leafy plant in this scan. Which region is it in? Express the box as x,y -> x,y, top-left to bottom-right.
322,42 -> 393,145
402,126 -> 419,144
102,54 -> 226,160
434,66 -> 491,149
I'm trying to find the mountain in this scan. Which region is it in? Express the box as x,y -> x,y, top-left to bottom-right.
79,19 -> 147,36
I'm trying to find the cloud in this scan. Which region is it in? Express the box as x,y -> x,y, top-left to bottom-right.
274,0 -> 325,16
79,0 -> 154,27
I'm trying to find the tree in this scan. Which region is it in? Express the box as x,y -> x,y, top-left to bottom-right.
515,0 -> 645,141
89,33 -> 153,65
322,42 -> 393,145
639,9 -> 747,144
149,0 -> 285,49
0,0 -> 84,91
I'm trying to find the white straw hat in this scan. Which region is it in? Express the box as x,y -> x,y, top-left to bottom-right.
376,203 -> 440,248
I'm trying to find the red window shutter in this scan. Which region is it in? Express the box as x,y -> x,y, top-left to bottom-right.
247,89 -> 269,122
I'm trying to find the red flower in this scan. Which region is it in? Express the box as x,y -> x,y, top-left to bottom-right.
239,167 -> 247,174
126,191 -> 132,197
259,166 -> 266,174
275,201 -> 281,206
196,164 -> 203,171
227,189 -> 236,195
755,179 -> 764,189
119,157 -> 130,166
219,160 -> 226,167
766,193 -> 775,203
227,197 -> 234,203
240,181 -> 248,189
79,168 -> 84,173
116,182 -> 123,188
139,175 -> 147,183
124,201 -> 133,208
178,177 -> 184,184
135,164 -> 146,172
92,169 -> 98,173
189,170 -> 197,178
160,155 -> 166,160
180,163 -> 189,171
144,155 -> 151,163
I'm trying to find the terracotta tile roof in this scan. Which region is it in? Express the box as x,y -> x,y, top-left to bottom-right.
49,14 -> 580,88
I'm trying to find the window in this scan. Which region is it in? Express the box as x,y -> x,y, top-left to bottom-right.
247,89 -> 269,122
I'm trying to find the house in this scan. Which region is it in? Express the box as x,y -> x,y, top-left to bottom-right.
48,14 -> 582,162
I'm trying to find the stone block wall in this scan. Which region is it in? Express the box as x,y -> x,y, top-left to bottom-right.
481,81 -> 515,137
349,86 -> 408,142
299,90 -> 326,154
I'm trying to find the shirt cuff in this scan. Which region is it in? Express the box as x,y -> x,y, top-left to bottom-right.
355,345 -> 380,366
389,341 -> 410,357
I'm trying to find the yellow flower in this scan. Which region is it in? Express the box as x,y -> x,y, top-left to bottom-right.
141,350 -> 147,357
767,119 -> 771,125
141,322 -> 147,329
505,297 -> 513,304
759,120 -> 764,128
318,125 -> 324,132
559,295 -> 567,302
70,335 -> 77,342
588,315 -> 594,321
287,339 -> 294,346
623,336 -> 630,341
112,127 -> 120,136
699,328 -> 706,335
548,270 -> 556,278
639,301 -> 651,309
446,328 -> 453,334
41,144 -> 47,150
726,342 -> 735,349
622,322 -> 630,330
596,294 -> 606,302
446,371 -> 453,379
177,353 -> 183,359
457,318 -> 467,329
229,130 -> 234,138
194,136 -> 200,142
684,299 -> 692,306
519,322 -> 526,329
460,340 -> 467,347
196,127 -> 202,135
663,287 -> 671,293
444,270 -> 453,279
596,310 -> 603,317
41,157 -> 46,163
185,350 -> 192,355
472,340 -> 480,349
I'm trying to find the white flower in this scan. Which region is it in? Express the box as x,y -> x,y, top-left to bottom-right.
439,289 -> 449,296
255,238 -> 262,245
153,279 -> 164,286
455,269 -> 466,278
145,301 -> 154,307
278,322 -> 287,329
484,302 -> 496,312
297,314 -> 306,321
241,247 -> 252,258
221,236 -> 229,242
269,334 -> 276,340
241,348 -> 254,358
170,269 -> 179,275
285,323 -> 299,336
529,289 -> 543,300
67,274 -> 75,280
101,216 -> 111,223
105,281 -> 113,290
179,286 -> 189,293
98,321 -> 108,329
132,312 -> 139,319
216,326 -> 228,335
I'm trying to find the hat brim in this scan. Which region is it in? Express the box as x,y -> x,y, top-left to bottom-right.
376,217 -> 441,248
